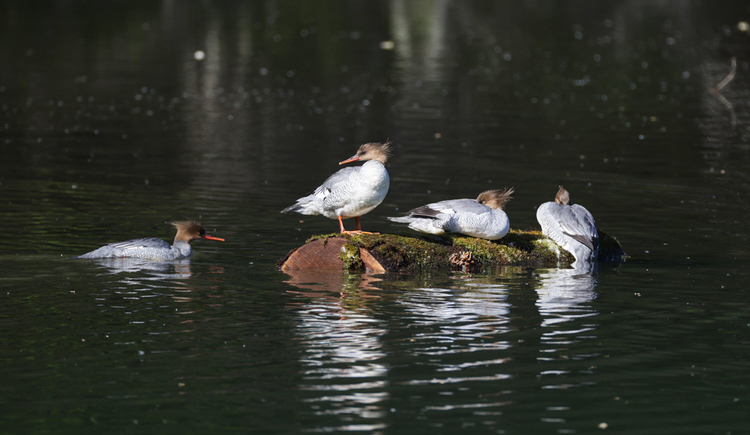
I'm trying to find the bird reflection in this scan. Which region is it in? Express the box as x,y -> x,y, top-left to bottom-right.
284,270 -> 390,428
534,268 -> 598,328
86,258 -> 194,280
400,280 -> 512,321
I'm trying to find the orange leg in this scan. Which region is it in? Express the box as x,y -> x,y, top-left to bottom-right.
338,216 -> 379,235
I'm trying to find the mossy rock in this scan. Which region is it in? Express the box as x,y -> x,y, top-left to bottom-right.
278,229 -> 625,273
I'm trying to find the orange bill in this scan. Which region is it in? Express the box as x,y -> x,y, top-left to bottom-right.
339,155 -> 360,165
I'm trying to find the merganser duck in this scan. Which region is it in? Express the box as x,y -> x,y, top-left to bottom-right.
536,186 -> 598,270
281,142 -> 391,234
76,221 -> 224,261
388,188 -> 514,240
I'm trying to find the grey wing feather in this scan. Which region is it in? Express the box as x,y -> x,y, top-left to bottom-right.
407,205 -> 444,219
314,166 -> 359,196
106,237 -> 171,250
282,166 -> 360,214
558,205 -> 598,251
407,198 -> 486,218
443,199 -> 491,215
561,232 -> 596,251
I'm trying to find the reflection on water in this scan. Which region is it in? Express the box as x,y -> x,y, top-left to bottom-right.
534,268 -> 598,328
571,257 -> 599,274
75,257 -> 229,315
398,280 -> 512,343
79,259 -> 200,305
533,267 -> 600,426
288,273 -> 390,432
84,257 -> 194,279
286,273 -> 516,430
283,270 -> 383,294
3,0 -> 750,432
284,269 -> 606,431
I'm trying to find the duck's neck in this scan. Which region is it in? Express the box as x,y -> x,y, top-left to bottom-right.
173,239 -> 193,257
363,159 -> 386,169
360,159 -> 388,181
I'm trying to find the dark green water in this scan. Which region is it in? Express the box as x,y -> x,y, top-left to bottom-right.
2,1 -> 750,433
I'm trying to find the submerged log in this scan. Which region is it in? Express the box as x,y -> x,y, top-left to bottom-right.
277,230 -> 626,273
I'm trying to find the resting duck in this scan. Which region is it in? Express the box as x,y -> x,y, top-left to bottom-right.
282,142 -> 391,234
536,186 -> 599,270
388,188 -> 514,240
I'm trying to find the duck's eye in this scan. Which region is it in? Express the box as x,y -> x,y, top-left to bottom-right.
199,230 -> 206,237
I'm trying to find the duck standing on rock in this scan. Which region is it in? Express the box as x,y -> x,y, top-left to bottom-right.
536,186 -> 599,270
282,142 -> 391,234
388,188 -> 514,240
76,221 -> 224,261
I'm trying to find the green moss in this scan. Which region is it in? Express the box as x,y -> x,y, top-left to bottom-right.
348,233 -> 453,273
351,230 -> 577,271
305,233 -> 342,244
449,229 -> 574,268
337,238 -> 365,269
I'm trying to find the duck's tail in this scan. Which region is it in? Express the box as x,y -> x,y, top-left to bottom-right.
281,196 -> 320,215
281,203 -> 302,214
387,216 -> 412,223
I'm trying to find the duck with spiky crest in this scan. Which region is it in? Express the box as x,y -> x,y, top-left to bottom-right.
388,188 -> 514,240
282,142 -> 391,234
76,221 -> 224,261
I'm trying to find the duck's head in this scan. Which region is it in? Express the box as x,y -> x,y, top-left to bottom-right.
339,141 -> 392,165
477,187 -> 514,210
555,186 -> 570,205
170,221 -> 225,243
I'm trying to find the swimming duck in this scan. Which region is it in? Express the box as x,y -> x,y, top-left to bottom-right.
76,221 -> 224,261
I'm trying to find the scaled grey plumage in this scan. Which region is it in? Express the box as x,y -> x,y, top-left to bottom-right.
282,142 -> 391,233
536,186 -> 598,271
389,188 -> 514,240
76,221 -> 224,261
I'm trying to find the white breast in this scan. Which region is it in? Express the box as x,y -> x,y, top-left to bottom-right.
335,160 -> 390,218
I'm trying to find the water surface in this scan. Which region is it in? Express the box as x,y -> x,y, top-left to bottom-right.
2,1 -> 750,433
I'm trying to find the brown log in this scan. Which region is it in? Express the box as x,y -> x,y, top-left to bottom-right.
277,230 -> 626,273
279,237 -> 387,272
